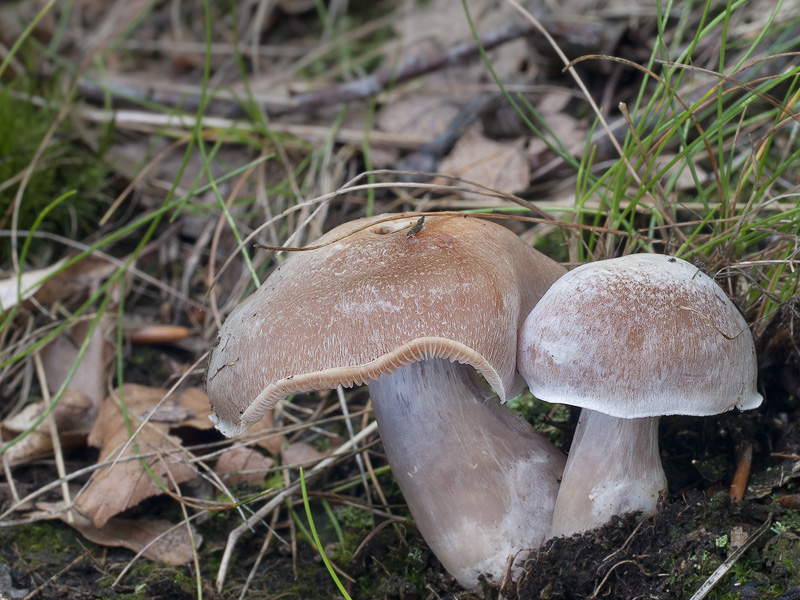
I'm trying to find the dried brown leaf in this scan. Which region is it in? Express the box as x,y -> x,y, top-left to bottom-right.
1,390 -> 93,466
145,387 -> 215,431
241,410 -> 282,456
33,256 -> 117,307
41,318 -> 115,410
0,261 -> 66,311
76,384 -> 203,528
394,0 -> 515,56
215,446 -> 274,486
377,95 -> 460,139
281,441 -> 327,468
437,124 -> 530,199
35,502 -> 200,566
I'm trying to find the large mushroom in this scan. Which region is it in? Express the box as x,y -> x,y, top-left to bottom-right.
206,213 -> 567,586
517,253 -> 762,538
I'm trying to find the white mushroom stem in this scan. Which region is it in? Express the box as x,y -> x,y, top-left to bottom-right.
368,358 -> 565,588
550,409 -> 667,538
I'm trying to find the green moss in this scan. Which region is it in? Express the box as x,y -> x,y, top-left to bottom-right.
507,391 -> 572,448
108,563 -> 195,599
763,533 -> 800,580
533,230 -> 570,264
706,490 -> 732,513
329,504 -> 373,563
693,455 -> 729,483
0,79 -> 112,263
336,504 -> 373,531
7,521 -> 85,561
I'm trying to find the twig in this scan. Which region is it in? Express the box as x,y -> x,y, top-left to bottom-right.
238,507 -> 281,600
74,19 -> 535,119
688,513 -> 773,600
269,22 -> 525,114
77,106 -> 433,149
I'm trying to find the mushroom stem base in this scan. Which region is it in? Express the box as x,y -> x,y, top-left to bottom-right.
368,358 -> 565,588
550,409 -> 666,539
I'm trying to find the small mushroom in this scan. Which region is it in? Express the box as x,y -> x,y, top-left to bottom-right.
517,254 -> 762,538
206,213 -> 567,586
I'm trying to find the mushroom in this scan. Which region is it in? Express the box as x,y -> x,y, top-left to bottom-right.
516,253 -> 762,538
206,213 -> 567,587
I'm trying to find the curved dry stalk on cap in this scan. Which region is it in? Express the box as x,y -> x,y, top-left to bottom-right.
517,254 -> 762,538
206,213 -> 567,587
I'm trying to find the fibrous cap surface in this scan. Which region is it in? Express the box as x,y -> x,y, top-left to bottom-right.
518,254 -> 762,418
207,213 -> 566,437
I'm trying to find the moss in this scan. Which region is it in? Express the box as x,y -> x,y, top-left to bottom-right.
533,230 -> 570,264
6,521 -> 85,562
0,79 -> 112,264
693,455 -> 730,483
110,563 -> 196,599
506,392 -> 572,449
330,504 -> 374,563
763,533 -> 800,581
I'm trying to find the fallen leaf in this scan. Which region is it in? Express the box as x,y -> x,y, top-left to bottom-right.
1,390 -> 93,466
33,256 -> 117,307
35,502 -> 201,566
488,37 -> 530,79
281,441 -> 327,468
215,446 -> 274,486
144,386 -> 215,431
436,124 -> 530,200
377,95 -> 461,140
393,0 -> 515,58
76,384 -> 203,528
241,410 -> 282,456
0,261 -> 66,311
528,112 -> 586,167
41,318 -> 115,410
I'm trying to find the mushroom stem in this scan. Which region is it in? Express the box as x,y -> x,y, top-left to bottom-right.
368,358 -> 565,588
550,409 -> 666,538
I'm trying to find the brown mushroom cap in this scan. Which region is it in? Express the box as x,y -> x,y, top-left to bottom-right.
206,213 -> 566,437
518,253 -> 762,418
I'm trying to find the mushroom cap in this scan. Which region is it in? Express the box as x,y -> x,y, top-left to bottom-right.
518,254 -> 762,418
206,213 -> 566,437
